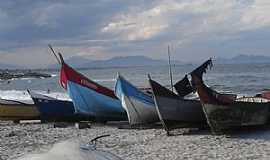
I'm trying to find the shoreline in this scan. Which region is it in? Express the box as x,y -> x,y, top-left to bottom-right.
1,121 -> 270,160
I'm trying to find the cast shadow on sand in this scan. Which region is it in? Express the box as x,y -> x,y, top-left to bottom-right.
111,121 -> 270,139
223,125 -> 270,140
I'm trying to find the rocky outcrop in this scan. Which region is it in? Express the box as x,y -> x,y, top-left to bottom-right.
0,70 -> 51,80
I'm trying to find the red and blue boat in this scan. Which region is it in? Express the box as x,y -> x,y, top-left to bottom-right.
58,53 -> 127,121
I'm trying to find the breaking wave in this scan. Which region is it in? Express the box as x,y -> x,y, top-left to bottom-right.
0,90 -> 71,102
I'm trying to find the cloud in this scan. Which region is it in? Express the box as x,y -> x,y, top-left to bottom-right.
240,0 -> 270,30
102,0 -> 253,41
1,0 -> 270,67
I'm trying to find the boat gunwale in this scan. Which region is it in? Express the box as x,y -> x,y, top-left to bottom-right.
61,62 -> 118,99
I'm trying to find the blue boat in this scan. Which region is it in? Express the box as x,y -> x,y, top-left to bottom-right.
58,53 -> 127,121
115,74 -> 159,125
28,91 -> 86,122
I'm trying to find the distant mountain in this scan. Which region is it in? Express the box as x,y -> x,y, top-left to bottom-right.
65,56 -> 93,66
48,55 -> 182,69
49,56 -> 93,69
216,55 -> 270,64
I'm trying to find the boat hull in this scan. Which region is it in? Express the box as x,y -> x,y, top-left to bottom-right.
67,81 -> 127,121
203,100 -> 269,134
121,96 -> 159,125
0,100 -> 39,121
115,76 -> 159,125
155,96 -> 205,129
29,92 -> 87,122
59,56 -> 127,121
149,79 -> 206,131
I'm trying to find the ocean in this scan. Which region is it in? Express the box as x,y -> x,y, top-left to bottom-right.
0,63 -> 270,101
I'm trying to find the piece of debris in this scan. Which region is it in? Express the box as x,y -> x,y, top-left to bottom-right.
75,122 -> 91,129
53,122 -> 72,128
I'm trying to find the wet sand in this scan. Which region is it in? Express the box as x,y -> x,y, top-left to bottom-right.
1,121 -> 270,160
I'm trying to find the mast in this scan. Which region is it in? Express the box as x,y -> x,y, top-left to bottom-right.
168,45 -> 173,92
48,44 -> 61,64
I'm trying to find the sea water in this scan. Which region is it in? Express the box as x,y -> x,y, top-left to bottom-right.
0,63 -> 270,100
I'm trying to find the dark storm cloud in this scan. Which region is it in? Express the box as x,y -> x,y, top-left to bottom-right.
0,0 -> 158,50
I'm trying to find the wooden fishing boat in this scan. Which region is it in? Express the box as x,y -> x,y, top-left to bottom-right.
0,98 -> 40,121
28,91 -> 88,122
191,59 -> 270,134
115,74 -> 159,125
58,53 -> 127,122
148,76 -> 206,135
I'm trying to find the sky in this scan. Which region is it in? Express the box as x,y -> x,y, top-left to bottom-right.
1,0 -> 270,68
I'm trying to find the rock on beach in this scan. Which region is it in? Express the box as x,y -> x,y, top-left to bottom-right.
1,121 -> 270,160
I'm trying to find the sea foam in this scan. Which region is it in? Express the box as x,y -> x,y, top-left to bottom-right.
0,90 -> 71,102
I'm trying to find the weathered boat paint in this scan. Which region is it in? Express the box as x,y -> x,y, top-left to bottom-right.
191,59 -> 270,134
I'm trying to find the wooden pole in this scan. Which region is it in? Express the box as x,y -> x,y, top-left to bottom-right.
168,45 -> 173,92
48,44 -> 61,64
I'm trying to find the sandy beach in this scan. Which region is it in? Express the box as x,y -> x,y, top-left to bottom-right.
1,121 -> 270,160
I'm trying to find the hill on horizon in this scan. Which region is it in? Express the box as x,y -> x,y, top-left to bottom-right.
216,54 -> 270,64
2,54 -> 269,69
48,55 -> 183,69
